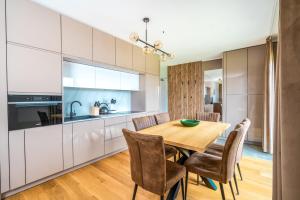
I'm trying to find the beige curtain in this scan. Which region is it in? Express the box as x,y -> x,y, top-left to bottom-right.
273,0 -> 300,199
263,37 -> 276,153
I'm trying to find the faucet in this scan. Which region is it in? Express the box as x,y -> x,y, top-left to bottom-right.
70,101 -> 82,118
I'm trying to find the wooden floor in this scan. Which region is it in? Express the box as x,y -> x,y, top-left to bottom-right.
7,151 -> 272,200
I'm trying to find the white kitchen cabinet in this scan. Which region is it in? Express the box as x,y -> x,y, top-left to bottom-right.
63,62 -> 95,88
145,74 -> 160,112
7,44 -> 62,94
116,38 -> 132,69
6,0 -> 61,52
62,16 -> 92,60
9,130 -> 25,189
25,125 -> 63,183
126,122 -> 136,131
95,67 -> 121,90
120,72 -> 139,91
146,54 -> 160,75
63,124 -> 73,170
105,136 -> 127,154
93,29 -> 115,65
73,120 -> 105,166
132,45 -> 145,72
105,122 -> 127,141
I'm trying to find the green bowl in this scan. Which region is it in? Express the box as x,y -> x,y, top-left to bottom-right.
180,119 -> 200,127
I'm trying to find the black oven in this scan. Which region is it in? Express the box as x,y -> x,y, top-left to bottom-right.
8,95 -> 62,131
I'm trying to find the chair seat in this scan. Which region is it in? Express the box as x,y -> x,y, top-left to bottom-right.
165,145 -> 177,159
205,143 -> 224,157
166,160 -> 186,191
184,152 -> 223,182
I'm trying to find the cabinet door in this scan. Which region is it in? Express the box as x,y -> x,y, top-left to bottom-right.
63,124 -> 73,170
93,29 -> 115,65
7,44 -> 61,93
6,0 -> 61,52
62,16 -> 92,60
9,130 -> 25,190
73,120 -> 105,165
145,74 -> 160,112
146,54 -> 160,75
25,125 -> 63,183
105,122 -> 127,141
95,67 -> 120,90
63,62 -> 95,88
132,45 -> 145,72
226,49 -> 247,94
127,122 -> 135,131
120,72 -> 139,91
116,38 -> 132,69
105,136 -> 127,154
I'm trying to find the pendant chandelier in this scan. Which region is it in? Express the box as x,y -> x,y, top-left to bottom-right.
129,17 -> 174,61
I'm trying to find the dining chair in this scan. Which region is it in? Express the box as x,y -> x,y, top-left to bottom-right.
204,119 -> 251,195
184,125 -> 245,200
196,112 -> 220,122
132,116 -> 178,161
122,129 -> 186,200
154,112 -> 171,125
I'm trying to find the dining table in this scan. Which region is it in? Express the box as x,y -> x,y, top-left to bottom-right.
138,120 -> 230,200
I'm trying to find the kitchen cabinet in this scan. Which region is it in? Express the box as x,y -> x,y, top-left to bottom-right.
9,130 -> 25,190
132,45 -> 146,72
63,62 -> 95,88
120,72 -> 139,91
146,54 -> 160,75
63,124 -> 73,169
6,0 -> 61,52
7,44 -> 62,94
25,125 -> 63,183
62,16 -> 92,60
95,67 -> 121,90
93,29 -> 116,65
116,38 -> 132,69
145,74 -> 160,112
73,119 -> 105,166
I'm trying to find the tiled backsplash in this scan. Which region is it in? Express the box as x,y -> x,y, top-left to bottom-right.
64,87 -> 131,117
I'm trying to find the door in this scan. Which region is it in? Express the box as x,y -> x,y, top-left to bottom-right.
25,125 -> 63,183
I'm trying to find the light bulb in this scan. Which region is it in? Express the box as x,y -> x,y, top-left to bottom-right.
154,40 -> 163,49
129,32 -> 139,42
168,53 -> 175,59
143,46 -> 153,54
161,53 -> 167,61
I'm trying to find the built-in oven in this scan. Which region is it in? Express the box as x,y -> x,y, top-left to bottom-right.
8,95 -> 62,131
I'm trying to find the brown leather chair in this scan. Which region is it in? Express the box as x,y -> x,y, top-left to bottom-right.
196,112 -> 220,122
132,116 -> 178,161
205,119 -> 251,185
154,112 -> 171,125
123,129 -> 186,200
184,125 -> 246,200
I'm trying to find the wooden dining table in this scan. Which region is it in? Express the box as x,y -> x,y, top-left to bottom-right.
138,120 -> 230,200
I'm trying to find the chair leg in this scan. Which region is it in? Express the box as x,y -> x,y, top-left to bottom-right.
180,178 -> 185,200
233,173 -> 239,195
219,182 -> 225,200
160,195 -> 164,200
185,172 -> 189,200
132,184 -> 138,200
237,163 -> 243,181
229,181 -> 236,200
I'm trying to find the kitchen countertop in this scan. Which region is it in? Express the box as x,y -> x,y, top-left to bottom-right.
64,111 -> 146,123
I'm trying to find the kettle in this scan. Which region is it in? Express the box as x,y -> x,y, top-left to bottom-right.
99,103 -> 109,114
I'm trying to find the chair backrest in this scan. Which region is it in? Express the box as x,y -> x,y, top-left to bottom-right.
154,113 -> 171,125
132,115 -> 157,131
220,125 -> 245,183
122,128 -> 167,195
196,112 -> 220,122
235,118 -> 251,163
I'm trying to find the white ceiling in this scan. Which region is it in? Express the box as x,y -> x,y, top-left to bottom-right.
32,0 -> 278,65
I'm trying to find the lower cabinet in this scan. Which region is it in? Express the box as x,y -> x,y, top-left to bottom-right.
25,125 -> 63,183
73,119 -> 105,166
63,124 -> 74,169
104,118 -> 127,154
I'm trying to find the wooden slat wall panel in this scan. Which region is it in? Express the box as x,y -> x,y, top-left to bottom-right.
168,61 -> 203,120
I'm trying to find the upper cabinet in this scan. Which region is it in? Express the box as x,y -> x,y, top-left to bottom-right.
93,29 -> 116,65
132,45 -> 146,72
116,38 -> 132,69
7,44 -> 62,94
95,67 -> 121,90
6,0 -> 61,52
146,54 -> 160,75
62,16 -> 92,60
120,72 -> 139,91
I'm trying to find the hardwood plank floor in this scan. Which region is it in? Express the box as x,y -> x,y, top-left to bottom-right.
6,151 -> 272,200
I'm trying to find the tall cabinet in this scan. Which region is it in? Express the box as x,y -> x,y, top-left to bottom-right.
168,61 -> 203,120
223,45 -> 266,143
